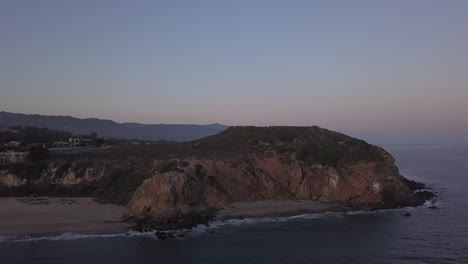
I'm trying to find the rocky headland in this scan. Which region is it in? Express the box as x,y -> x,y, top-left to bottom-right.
0,126 -> 434,232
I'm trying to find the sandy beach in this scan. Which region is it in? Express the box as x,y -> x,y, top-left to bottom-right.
0,197 -> 130,237
216,200 -> 343,219
0,198 -> 342,237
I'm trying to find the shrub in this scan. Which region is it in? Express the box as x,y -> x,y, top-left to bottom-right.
95,169 -> 151,205
159,160 -> 179,173
296,144 -> 345,167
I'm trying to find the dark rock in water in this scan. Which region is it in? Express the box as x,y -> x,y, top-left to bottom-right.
404,212 -> 411,217
428,199 -> 438,209
416,194 -> 437,206
126,208 -> 216,231
404,179 -> 428,191
133,226 -> 144,233
209,231 -> 215,234
125,232 -> 130,236
222,215 -> 232,220
154,231 -> 176,240
177,234 -> 185,238
155,231 -> 169,240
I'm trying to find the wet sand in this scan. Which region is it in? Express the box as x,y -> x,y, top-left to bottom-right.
0,198 -> 343,237
0,197 -> 130,237
216,200 -> 343,219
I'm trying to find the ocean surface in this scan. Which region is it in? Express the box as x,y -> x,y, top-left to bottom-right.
1,144 -> 467,264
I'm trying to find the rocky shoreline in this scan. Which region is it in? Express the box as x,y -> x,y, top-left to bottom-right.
0,194 -> 435,239
1,126 -> 436,232
131,196 -> 437,241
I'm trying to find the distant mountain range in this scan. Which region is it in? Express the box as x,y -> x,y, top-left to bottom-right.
0,111 -> 228,141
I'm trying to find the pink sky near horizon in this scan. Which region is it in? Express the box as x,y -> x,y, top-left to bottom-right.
1,1 -> 468,141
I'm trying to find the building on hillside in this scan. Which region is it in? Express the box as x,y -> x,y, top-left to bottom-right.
69,138 -> 93,147
29,143 -> 49,149
5,141 -> 21,148
0,151 -> 29,164
52,141 -> 70,148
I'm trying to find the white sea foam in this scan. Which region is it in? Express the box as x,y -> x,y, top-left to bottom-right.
188,212 -> 336,236
0,201 -> 439,243
0,229 -> 169,243
0,232 -> 125,242
423,198 -> 442,208
0,213 -> 329,242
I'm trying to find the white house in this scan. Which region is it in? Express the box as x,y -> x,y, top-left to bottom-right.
5,141 -> 21,148
0,151 -> 29,163
52,141 -> 70,148
69,138 -> 92,147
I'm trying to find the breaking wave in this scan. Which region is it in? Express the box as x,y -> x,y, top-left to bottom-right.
0,212 -> 334,243
1,201 -> 439,243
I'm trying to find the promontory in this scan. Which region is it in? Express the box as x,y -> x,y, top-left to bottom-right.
0,126 -> 433,232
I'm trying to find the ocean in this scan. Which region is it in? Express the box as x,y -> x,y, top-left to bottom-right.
1,144 -> 467,264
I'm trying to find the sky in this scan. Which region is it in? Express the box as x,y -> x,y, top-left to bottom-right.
1,0 -> 467,143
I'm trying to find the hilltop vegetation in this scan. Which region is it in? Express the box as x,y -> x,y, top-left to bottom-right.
1,125 -> 433,230
189,126 -> 384,166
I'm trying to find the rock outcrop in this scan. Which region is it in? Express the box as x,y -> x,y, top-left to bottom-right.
0,126 -> 434,230
123,126 -> 432,230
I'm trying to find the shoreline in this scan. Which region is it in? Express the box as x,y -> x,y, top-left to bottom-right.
1,197 -> 432,239
0,198 -> 342,238
0,197 -> 130,237
215,200 -> 344,220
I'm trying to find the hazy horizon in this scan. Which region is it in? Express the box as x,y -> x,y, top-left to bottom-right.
2,109 -> 467,145
1,0 -> 468,143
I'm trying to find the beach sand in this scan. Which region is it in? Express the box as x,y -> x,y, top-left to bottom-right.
216,200 -> 343,219
0,198 -> 342,237
0,197 -> 130,237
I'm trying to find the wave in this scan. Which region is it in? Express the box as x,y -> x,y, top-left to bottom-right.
1,201 -> 440,243
0,229 -> 177,243
0,232 -> 126,243
0,213 -> 332,243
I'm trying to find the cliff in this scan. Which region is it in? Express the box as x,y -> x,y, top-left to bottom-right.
123,126 -> 433,229
0,126 -> 433,230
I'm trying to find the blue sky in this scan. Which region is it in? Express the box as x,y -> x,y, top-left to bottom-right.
1,0 -> 467,142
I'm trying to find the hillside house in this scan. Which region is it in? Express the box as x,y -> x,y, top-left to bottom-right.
0,151 -> 29,164
5,141 -> 21,148
52,141 -> 70,148
29,143 -> 49,149
69,138 -> 92,147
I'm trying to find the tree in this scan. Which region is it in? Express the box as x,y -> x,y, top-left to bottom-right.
28,146 -> 48,162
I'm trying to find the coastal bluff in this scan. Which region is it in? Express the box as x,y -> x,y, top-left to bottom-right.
0,126 -> 433,231
123,126 -> 433,230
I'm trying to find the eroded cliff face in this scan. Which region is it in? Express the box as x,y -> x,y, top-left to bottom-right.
0,126 -> 434,230
0,161 -> 106,197
123,150 -> 428,230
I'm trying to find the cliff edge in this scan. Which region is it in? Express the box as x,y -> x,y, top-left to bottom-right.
122,126 -> 433,230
